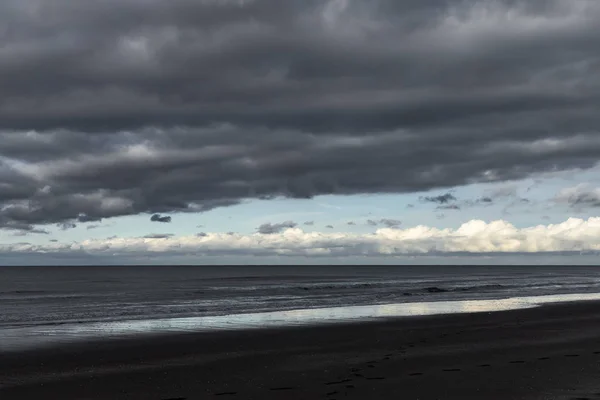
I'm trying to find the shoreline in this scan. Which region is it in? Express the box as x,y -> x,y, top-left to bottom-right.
4,291 -> 600,355
4,300 -> 600,398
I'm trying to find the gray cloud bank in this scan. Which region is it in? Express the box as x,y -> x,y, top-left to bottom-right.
1,0 -> 600,229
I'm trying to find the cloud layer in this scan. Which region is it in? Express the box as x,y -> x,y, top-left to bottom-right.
1,0 -> 600,229
5,217 -> 600,257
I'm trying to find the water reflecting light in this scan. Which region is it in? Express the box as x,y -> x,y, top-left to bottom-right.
2,293 -> 600,352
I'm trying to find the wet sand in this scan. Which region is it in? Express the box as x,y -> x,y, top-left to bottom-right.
3,301 -> 600,399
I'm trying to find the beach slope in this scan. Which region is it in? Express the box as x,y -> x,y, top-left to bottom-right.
3,301 -> 600,399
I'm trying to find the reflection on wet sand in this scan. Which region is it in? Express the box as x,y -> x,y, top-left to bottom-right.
3,293 -> 600,352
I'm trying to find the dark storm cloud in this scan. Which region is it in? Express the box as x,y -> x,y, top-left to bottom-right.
257,221 -> 297,234
150,214 -> 171,223
77,214 -> 102,223
0,221 -> 51,234
421,193 -> 457,204
2,0 -> 600,227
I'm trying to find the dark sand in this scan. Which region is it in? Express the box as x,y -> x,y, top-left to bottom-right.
4,301 -> 600,399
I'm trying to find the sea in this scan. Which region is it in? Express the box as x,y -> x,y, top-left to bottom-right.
2,265 -> 600,352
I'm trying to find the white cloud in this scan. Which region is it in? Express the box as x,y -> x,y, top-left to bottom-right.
4,217 -> 600,257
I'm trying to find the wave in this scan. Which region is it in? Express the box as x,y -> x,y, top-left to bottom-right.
0,290 -> 48,295
422,284 -> 506,293
297,282 -> 380,291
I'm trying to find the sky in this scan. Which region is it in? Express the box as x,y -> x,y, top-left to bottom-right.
2,0 -> 600,265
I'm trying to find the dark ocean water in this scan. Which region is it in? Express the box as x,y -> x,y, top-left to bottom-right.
2,265 -> 600,351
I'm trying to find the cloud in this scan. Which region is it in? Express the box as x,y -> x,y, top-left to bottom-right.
6,217 -> 600,257
15,227 -> 49,235
325,225 -> 334,229
257,220 -> 298,234
303,221 -> 315,226
57,222 -> 77,230
555,184 -> 600,208
421,193 -> 457,204
437,204 -> 461,210
487,185 -> 520,199
142,233 -> 174,239
379,218 -> 402,228
347,221 -> 356,225
367,218 -> 402,227
1,1 -> 600,227
77,214 -> 102,223
150,214 -> 172,223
